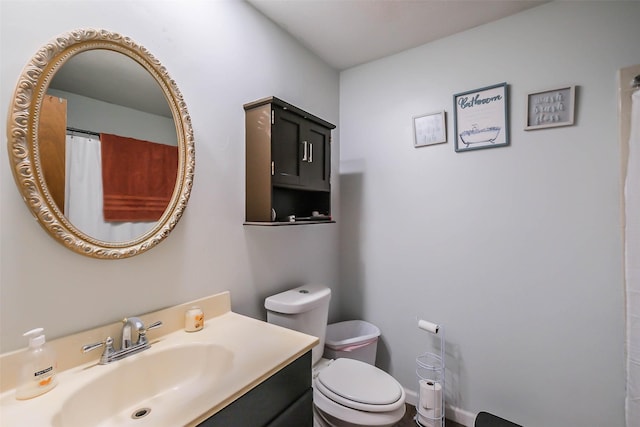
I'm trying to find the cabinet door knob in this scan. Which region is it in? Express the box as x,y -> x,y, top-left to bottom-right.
308,142 -> 313,163
302,141 -> 308,161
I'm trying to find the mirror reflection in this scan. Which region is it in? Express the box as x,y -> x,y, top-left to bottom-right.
41,50 -> 178,243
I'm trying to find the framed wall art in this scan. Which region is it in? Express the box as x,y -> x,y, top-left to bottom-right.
413,110 -> 446,147
453,82 -> 509,152
525,85 -> 575,130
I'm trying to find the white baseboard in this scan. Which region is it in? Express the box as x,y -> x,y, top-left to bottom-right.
404,388 -> 476,427
403,387 -> 419,407
446,406 -> 476,427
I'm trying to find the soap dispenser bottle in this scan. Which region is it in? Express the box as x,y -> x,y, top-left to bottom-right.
16,328 -> 57,399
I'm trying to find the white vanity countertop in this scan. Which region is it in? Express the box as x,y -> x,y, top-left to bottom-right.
0,293 -> 318,427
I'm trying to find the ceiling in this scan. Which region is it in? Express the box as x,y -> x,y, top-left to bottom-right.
247,0 -> 548,70
49,1 -> 548,118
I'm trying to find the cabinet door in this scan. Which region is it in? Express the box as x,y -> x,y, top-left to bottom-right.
272,108 -> 304,187
266,389 -> 312,427
302,122 -> 331,191
40,94 -> 68,214
197,352 -> 312,427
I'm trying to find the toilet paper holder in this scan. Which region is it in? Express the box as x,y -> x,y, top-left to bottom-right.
415,319 -> 445,427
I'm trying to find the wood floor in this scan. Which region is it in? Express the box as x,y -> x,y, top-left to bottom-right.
394,404 -> 465,427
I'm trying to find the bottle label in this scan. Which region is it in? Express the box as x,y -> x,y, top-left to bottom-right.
34,366 -> 55,387
34,366 -> 53,377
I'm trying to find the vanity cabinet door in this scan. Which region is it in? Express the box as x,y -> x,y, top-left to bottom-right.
198,351 -> 312,427
266,389 -> 313,427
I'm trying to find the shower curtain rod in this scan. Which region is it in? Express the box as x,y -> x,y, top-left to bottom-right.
66,127 -> 101,137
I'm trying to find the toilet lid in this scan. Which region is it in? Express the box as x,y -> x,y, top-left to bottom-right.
316,358 -> 403,407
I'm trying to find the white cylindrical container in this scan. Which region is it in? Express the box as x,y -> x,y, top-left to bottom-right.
185,307 -> 204,332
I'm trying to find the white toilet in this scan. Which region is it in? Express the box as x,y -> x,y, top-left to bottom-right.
265,284 -> 406,427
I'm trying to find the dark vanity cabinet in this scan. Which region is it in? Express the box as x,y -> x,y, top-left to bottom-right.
244,97 -> 335,224
197,351 -> 312,427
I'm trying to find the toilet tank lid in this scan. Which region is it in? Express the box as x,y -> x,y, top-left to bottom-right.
265,284 -> 331,314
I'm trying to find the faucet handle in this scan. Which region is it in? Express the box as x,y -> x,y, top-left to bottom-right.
138,320 -> 163,345
144,320 -> 163,332
82,340 -> 105,354
82,336 -> 115,364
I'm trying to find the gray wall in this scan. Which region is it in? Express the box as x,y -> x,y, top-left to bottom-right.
0,0 -> 340,352
47,88 -> 178,146
338,2 -> 638,426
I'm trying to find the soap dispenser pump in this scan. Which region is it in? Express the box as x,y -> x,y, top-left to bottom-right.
16,328 -> 57,399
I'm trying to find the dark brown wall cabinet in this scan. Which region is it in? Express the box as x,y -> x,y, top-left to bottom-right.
244,97 -> 335,225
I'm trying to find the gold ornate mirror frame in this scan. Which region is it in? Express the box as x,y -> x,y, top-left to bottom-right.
6,29 -> 195,259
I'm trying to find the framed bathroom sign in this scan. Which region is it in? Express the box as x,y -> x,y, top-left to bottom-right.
453,82 -> 509,152
413,111 -> 446,147
525,85 -> 575,130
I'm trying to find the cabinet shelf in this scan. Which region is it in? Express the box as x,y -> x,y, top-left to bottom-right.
244,220 -> 336,227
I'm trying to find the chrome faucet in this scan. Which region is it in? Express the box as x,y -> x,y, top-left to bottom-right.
82,317 -> 162,364
122,317 -> 145,349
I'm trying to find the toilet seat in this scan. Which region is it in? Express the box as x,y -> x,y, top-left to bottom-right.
313,387 -> 406,427
314,358 -> 405,414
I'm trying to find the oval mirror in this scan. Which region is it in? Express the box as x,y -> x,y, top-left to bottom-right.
6,29 -> 195,259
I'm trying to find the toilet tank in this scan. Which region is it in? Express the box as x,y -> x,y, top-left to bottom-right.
265,284 -> 331,365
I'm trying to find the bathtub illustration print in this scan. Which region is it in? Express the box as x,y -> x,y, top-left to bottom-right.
453,82 -> 509,152
459,124 -> 502,147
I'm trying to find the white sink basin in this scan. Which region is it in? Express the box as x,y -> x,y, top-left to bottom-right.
56,343 -> 233,427
1,299 -> 317,427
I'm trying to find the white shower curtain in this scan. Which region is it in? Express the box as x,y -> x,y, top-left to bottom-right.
65,134 -> 155,242
626,90 -> 640,427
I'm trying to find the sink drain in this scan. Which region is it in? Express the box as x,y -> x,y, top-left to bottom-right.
131,407 -> 151,420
